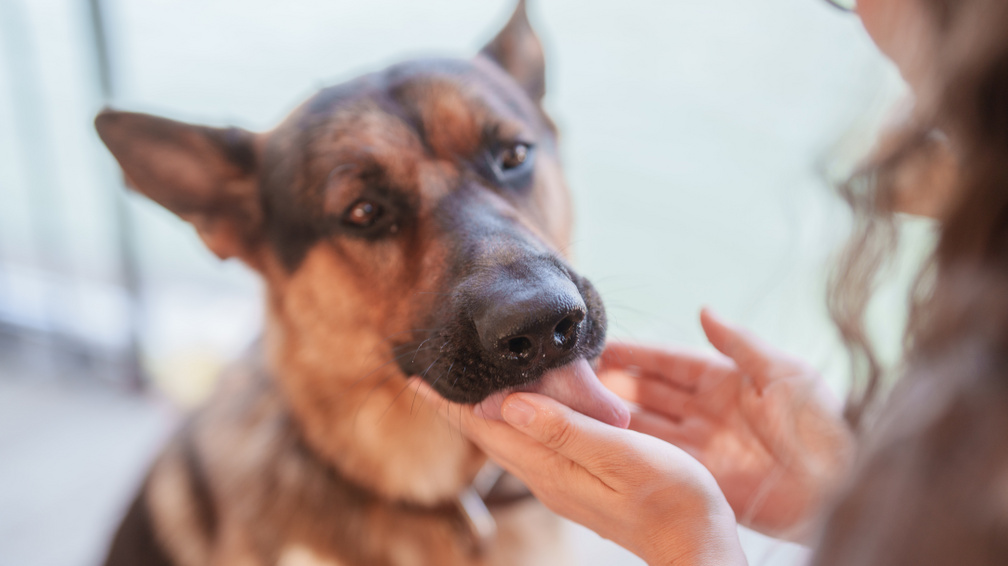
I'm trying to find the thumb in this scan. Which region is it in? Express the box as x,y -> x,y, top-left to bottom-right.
501,392 -> 625,471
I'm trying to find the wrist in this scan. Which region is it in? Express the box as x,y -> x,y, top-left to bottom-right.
641,491 -> 747,565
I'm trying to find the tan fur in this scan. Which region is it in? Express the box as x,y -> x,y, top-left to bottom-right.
103,7 -> 579,562
524,156 -> 574,255
414,82 -> 483,159
253,81 -> 571,507
139,358 -> 571,566
260,167 -> 486,503
147,446 -> 212,566
265,253 -> 487,504
278,545 -> 347,566
316,102 -> 427,209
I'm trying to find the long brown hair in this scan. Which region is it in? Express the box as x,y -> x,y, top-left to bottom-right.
814,0 -> 1008,562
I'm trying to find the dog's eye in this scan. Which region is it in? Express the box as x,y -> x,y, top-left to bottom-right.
343,199 -> 383,228
485,141 -> 535,189
498,143 -> 531,171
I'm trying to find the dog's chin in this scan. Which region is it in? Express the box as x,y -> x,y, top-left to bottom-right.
469,358 -> 630,428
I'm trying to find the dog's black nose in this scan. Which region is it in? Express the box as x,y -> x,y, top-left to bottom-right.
472,269 -> 587,369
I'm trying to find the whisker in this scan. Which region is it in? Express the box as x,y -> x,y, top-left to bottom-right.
411,354 -> 443,416
348,345 -> 446,429
377,379 -> 417,423
432,395 -> 448,432
341,344 -> 440,396
355,327 -> 442,376
452,366 -> 467,389
411,336 -> 438,364
352,348 -> 443,422
380,328 -> 443,343
420,369 -> 447,427
351,371 -> 404,430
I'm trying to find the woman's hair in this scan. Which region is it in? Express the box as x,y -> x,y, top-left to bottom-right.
832,0 -> 1008,428
814,0 -> 1008,562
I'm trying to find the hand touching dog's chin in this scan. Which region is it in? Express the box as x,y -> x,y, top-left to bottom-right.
473,359 -> 631,429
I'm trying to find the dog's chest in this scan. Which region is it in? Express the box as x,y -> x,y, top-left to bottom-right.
278,545 -> 346,566
267,501 -> 570,566
170,365 -> 571,566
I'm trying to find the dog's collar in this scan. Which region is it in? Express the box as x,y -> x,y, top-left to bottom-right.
454,462 -> 534,553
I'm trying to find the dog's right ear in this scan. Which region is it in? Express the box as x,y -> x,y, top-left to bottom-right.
480,0 -> 546,103
95,110 -> 262,262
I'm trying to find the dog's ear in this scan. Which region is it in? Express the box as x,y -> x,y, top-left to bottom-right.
480,0 -> 546,103
95,109 -> 262,262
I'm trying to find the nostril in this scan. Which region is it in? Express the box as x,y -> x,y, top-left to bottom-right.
554,317 -> 574,341
505,336 -> 535,361
553,312 -> 583,350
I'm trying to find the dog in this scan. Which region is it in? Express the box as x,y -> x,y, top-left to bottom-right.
96,2 -> 626,564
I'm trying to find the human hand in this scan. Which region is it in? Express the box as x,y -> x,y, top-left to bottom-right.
599,309 -> 854,540
412,375 -> 748,566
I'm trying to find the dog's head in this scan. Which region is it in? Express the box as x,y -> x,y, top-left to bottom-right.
96,2 -> 625,428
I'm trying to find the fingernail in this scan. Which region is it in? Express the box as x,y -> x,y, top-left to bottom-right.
502,398 -> 535,427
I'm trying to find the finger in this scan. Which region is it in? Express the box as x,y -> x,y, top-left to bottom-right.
408,379 -> 610,486
627,410 -> 708,461
627,407 -> 680,439
600,371 -> 698,420
501,392 -> 646,476
410,380 -> 627,520
600,341 -> 735,391
699,308 -> 784,387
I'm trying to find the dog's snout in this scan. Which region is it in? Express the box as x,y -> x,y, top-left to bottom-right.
473,270 -> 587,369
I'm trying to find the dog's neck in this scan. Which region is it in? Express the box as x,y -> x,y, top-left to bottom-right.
260,311 -> 486,507
195,356 -> 535,563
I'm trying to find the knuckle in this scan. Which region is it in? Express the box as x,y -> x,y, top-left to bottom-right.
540,418 -> 577,451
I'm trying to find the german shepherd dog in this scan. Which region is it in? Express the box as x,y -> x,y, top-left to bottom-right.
96,2 -> 627,564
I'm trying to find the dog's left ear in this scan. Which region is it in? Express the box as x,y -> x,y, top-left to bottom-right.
480,0 -> 546,103
95,109 -> 262,263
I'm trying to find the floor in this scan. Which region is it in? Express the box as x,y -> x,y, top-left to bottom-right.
0,376 -> 174,566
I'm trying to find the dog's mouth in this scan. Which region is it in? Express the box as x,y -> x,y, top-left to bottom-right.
471,358 -> 630,428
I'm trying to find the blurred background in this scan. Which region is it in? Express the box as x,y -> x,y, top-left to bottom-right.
0,0 -> 933,564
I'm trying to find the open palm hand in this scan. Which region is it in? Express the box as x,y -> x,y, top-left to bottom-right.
600,310 -> 854,540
